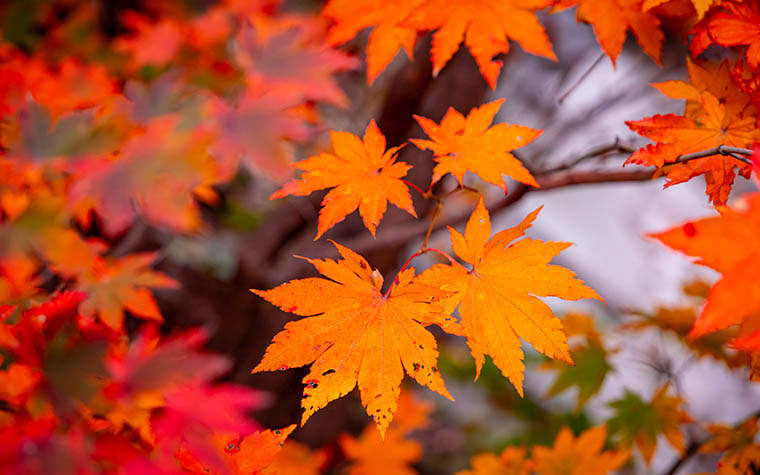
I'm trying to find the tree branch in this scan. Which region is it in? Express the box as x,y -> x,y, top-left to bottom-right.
342,168 -> 654,255
671,145 -> 754,166
538,139 -> 636,174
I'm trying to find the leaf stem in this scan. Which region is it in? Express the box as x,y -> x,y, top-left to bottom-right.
401,179 -> 427,197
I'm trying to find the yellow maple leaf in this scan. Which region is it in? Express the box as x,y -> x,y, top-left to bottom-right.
271,120 -> 416,239
532,425 -> 630,475
411,100 -> 539,193
251,242 -> 457,436
418,197 -> 602,395
457,447 -> 533,475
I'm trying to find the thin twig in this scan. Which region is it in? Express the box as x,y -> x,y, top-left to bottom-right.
558,53 -> 606,104
540,138 -> 637,174
672,145 -> 753,166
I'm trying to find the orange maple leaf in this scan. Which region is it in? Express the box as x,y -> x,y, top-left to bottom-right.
323,0 -> 555,87
323,0 -> 419,84
626,91 -> 760,204
177,425 -> 295,474
532,425 -> 629,475
338,391 -> 430,475
265,439 -> 327,475
457,447 -> 533,475
251,242 -> 456,436
650,193 -> 760,343
271,120 -> 417,239
558,0 -> 664,65
418,197 -> 601,395
690,2 -> 760,68
76,253 -> 178,332
404,0 -> 556,88
339,426 -> 420,475
411,100 -> 539,193
651,59 -> 753,121
115,12 -> 184,69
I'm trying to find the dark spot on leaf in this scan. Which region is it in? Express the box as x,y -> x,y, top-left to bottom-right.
305,379 -> 319,388
322,369 -> 336,376
279,365 -> 289,371
224,440 -> 241,454
413,363 -> 420,372
274,429 -> 281,435
683,222 -> 697,237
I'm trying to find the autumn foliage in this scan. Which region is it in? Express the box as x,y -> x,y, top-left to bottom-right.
2,0 -> 760,474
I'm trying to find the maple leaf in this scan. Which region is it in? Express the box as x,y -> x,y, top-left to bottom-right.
690,2 -> 760,68
75,253 -> 178,332
623,280 -> 755,369
557,0 -> 664,65
411,100 -> 540,193
700,418 -> 760,474
531,425 -> 629,475
340,426 -> 421,475
69,117 -> 221,235
642,0 -> 718,18
252,242 -> 455,437
626,91 -> 760,204
4,99 -> 117,165
650,193 -> 760,343
264,439 -> 327,475
271,120 -> 417,239
323,0 -> 420,84
607,385 -> 691,463
206,425 -> 298,475
115,12 -> 183,69
0,363 -> 41,407
456,447 -> 533,475
542,313 -> 613,411
156,385 -> 262,472
233,21 -> 358,106
104,328 -> 238,444
651,59 -> 754,121
418,198 -> 602,395
324,0 -> 555,87
208,90 -> 312,183
405,0 -> 556,88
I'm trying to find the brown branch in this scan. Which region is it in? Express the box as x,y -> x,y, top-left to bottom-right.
538,139 -> 636,175
341,168 -> 654,255
671,145 -> 753,166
